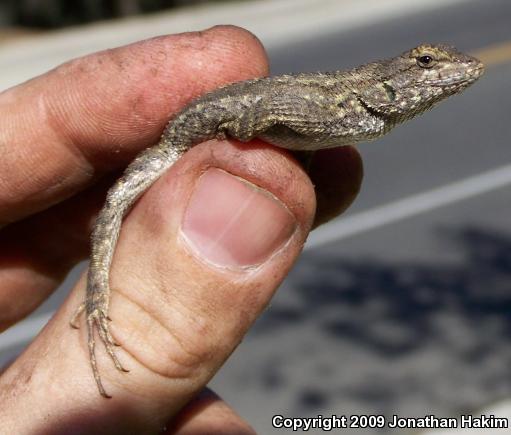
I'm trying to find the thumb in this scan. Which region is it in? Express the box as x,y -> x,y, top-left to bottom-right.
0,139 -> 316,433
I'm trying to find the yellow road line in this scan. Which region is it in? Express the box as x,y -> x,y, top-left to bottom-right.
472,40 -> 511,68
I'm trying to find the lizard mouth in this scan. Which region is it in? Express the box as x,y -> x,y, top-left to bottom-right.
428,68 -> 484,87
426,59 -> 485,87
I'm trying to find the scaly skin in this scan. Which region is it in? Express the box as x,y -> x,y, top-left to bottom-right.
71,44 -> 484,397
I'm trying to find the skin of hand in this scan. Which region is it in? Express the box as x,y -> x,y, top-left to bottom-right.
0,25 -> 362,434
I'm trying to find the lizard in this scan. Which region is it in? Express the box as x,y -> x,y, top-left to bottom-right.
70,43 -> 484,397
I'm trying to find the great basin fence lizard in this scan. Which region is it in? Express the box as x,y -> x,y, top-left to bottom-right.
70,44 -> 484,397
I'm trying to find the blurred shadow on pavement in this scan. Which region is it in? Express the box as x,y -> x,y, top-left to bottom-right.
248,226 -> 511,417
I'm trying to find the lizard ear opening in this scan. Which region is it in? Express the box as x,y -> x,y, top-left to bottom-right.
383,82 -> 396,101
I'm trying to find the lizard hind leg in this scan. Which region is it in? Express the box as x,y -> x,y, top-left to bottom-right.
76,145 -> 184,397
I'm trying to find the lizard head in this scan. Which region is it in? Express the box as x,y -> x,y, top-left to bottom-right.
358,44 -> 484,122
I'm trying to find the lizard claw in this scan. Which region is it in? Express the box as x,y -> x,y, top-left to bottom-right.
85,306 -> 129,398
70,303 -> 85,329
89,309 -> 128,371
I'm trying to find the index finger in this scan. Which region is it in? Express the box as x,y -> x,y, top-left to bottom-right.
0,25 -> 269,226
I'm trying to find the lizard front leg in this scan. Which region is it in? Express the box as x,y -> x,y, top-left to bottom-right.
217,114 -> 277,142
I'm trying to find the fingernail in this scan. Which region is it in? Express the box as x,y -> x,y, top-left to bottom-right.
181,168 -> 296,268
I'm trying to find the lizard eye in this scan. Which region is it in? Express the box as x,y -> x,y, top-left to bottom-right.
417,54 -> 435,68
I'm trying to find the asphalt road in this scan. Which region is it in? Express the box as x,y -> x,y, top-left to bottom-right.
1,0 -> 510,434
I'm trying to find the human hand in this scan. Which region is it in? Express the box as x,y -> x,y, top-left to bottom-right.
0,26 -> 362,433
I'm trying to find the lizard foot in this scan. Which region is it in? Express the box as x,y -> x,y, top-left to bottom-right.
86,306 -> 129,398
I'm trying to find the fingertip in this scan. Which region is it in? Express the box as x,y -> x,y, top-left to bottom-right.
99,139 -> 315,399
205,25 -> 270,77
309,146 -> 364,228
